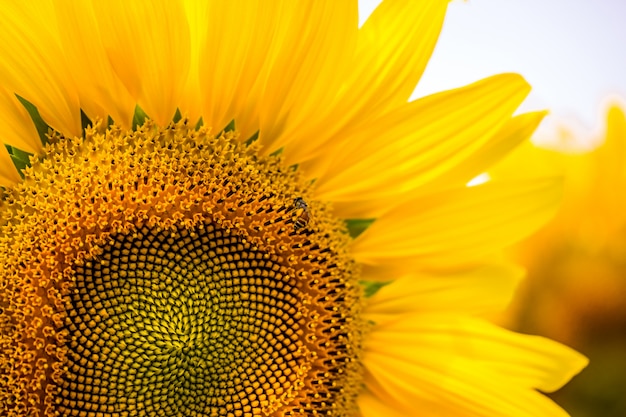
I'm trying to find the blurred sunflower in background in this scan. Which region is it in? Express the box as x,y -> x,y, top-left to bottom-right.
0,1 -> 586,416
494,103 -> 626,417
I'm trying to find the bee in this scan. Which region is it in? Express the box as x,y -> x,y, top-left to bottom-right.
293,197 -> 310,231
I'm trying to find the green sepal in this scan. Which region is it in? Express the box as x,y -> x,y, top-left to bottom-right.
360,280 -> 391,298
132,105 -> 148,130
270,147 -> 283,157
80,109 -> 93,133
219,119 -> 235,136
172,108 -> 183,123
15,94 -> 50,146
345,219 -> 375,239
5,145 -> 33,179
195,117 -> 204,130
107,116 -> 115,128
245,131 -> 259,146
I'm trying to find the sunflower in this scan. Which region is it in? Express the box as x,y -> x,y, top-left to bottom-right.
0,1 -> 586,417
492,104 -> 626,416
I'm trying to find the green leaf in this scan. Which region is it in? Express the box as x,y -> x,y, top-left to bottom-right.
345,219 -> 375,238
15,94 -> 51,146
360,280 -> 391,298
132,105 -> 148,130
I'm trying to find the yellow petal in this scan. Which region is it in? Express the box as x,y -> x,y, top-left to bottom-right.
352,0 -> 448,113
92,0 -> 191,127
363,263 -> 524,322
329,111 -> 546,220
490,105 -> 626,239
0,1 -> 81,136
351,177 -> 562,269
583,104 -> 626,229
358,392 -> 407,417
593,104 -> 626,192
255,2 -> 359,151
489,140 -> 569,182
365,357 -> 570,417
0,89 -> 42,154
283,0 -> 449,164
363,314 -> 587,416
179,0 -> 209,125
312,74 -> 531,203
0,145 -> 21,187
53,1 -> 136,128
193,0 -> 280,134
367,314 -> 588,392
186,2 -> 359,142
426,111 -> 548,192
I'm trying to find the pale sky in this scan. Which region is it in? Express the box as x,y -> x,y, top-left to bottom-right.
358,0 -> 626,146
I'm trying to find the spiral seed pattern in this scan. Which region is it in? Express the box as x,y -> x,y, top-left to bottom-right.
0,120 -> 363,417
62,224 -> 308,416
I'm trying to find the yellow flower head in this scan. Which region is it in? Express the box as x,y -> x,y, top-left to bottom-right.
497,104 -> 626,342
491,104 -> 626,417
0,1 -> 586,417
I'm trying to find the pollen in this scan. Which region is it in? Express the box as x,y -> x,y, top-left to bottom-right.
0,120 -> 363,417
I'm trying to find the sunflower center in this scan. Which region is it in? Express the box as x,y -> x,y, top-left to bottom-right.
0,120 -> 363,417
66,224 -> 305,415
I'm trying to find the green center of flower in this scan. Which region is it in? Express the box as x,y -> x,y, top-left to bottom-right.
0,120 -> 363,417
